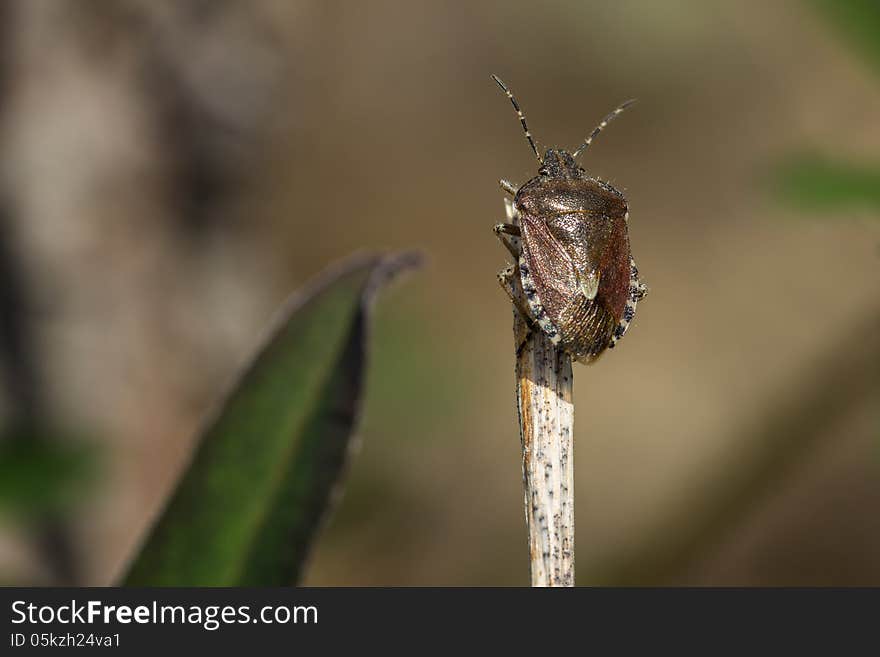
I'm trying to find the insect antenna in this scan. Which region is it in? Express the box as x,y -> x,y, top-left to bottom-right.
491,75 -> 542,164
571,99 -> 636,159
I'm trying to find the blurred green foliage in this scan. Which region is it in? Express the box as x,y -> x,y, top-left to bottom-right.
124,253 -> 418,586
774,1 -> 880,213
0,434 -> 97,517
810,0 -> 880,74
773,154 -> 880,213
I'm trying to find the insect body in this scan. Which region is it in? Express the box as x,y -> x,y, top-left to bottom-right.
492,75 -> 647,363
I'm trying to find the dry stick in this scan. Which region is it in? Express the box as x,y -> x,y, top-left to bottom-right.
513,303 -> 575,587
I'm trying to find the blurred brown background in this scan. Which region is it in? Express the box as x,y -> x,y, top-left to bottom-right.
0,0 -> 877,586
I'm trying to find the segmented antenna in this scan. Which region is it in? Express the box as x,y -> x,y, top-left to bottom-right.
491,75 -> 541,164
572,99 -> 636,159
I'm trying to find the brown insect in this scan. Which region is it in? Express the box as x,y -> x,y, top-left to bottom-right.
492,75 -> 647,363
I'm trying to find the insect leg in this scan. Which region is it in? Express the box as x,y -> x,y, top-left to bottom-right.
494,223 -> 521,259
498,265 -> 538,330
494,223 -> 521,236
499,179 -> 518,196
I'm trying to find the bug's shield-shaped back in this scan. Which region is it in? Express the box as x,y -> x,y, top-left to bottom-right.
520,206 -> 631,361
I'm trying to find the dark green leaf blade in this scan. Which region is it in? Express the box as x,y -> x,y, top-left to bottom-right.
123,252 -> 420,586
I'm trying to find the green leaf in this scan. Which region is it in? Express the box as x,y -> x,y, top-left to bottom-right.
771,153 -> 880,213
809,0 -> 880,75
123,252 -> 421,586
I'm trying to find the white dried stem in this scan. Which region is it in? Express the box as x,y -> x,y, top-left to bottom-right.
513,296 -> 575,586
500,196 -> 575,586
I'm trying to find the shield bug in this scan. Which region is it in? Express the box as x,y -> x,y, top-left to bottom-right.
491,75 -> 647,363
